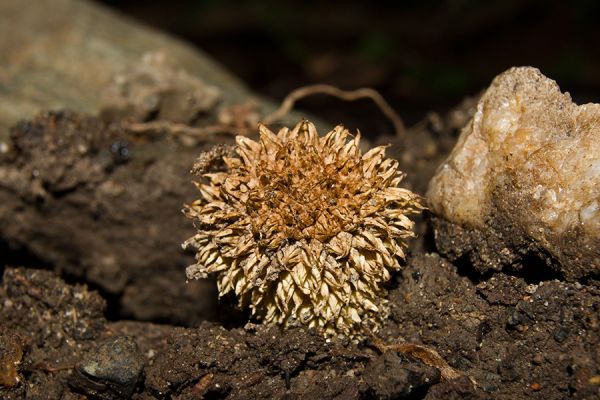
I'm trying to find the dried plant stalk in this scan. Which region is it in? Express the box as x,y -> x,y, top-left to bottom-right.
183,120 -> 423,338
371,336 -> 464,381
262,84 -> 406,137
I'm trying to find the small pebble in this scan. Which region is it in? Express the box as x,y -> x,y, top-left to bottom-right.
0,334 -> 23,388
553,327 -> 569,343
530,382 -> 541,391
525,284 -> 538,294
71,335 -> 144,399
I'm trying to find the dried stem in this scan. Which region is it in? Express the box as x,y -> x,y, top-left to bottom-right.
31,362 -> 74,373
371,336 -> 465,382
262,84 -> 405,137
122,121 -> 253,138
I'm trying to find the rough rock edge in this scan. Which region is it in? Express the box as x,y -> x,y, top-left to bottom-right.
427,67 -> 600,280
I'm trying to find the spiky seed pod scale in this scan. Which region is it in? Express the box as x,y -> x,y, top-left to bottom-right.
183,120 -> 423,339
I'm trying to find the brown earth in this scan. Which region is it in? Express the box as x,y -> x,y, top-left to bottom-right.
2,1 -> 596,398
1,97 -> 598,399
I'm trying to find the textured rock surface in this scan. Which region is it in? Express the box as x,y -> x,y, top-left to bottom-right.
71,336 -> 144,399
427,67 -> 600,280
0,0 -> 256,140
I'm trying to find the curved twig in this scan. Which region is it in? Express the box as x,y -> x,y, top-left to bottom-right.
370,335 -> 467,382
262,84 -> 405,137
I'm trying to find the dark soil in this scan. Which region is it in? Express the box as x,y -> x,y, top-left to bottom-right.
1,99 -> 599,399
0,110 -> 229,326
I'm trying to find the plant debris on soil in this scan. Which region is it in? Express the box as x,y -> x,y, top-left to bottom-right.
0,76 -> 599,399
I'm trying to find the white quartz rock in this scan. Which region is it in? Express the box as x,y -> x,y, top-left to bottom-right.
427,67 -> 599,280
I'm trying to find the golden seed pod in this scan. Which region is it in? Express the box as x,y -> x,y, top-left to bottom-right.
183,120 -> 423,339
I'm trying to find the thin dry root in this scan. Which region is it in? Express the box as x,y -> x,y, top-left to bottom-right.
123,121 -> 253,138
192,373 -> 214,396
262,84 -> 405,137
122,101 -> 260,141
123,86 -> 403,141
371,336 -> 464,381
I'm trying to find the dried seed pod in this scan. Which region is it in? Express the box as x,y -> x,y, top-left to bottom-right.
183,120 -> 423,338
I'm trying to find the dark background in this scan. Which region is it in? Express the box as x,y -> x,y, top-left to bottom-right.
99,0 -> 600,129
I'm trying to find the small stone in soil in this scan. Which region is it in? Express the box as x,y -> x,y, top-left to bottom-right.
70,335 -> 144,399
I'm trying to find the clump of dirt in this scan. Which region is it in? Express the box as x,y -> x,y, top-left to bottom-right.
3,250 -> 598,399
0,110 -> 226,325
429,214 -> 560,280
0,266 -> 459,399
0,267 -> 106,399
386,253 -> 600,399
